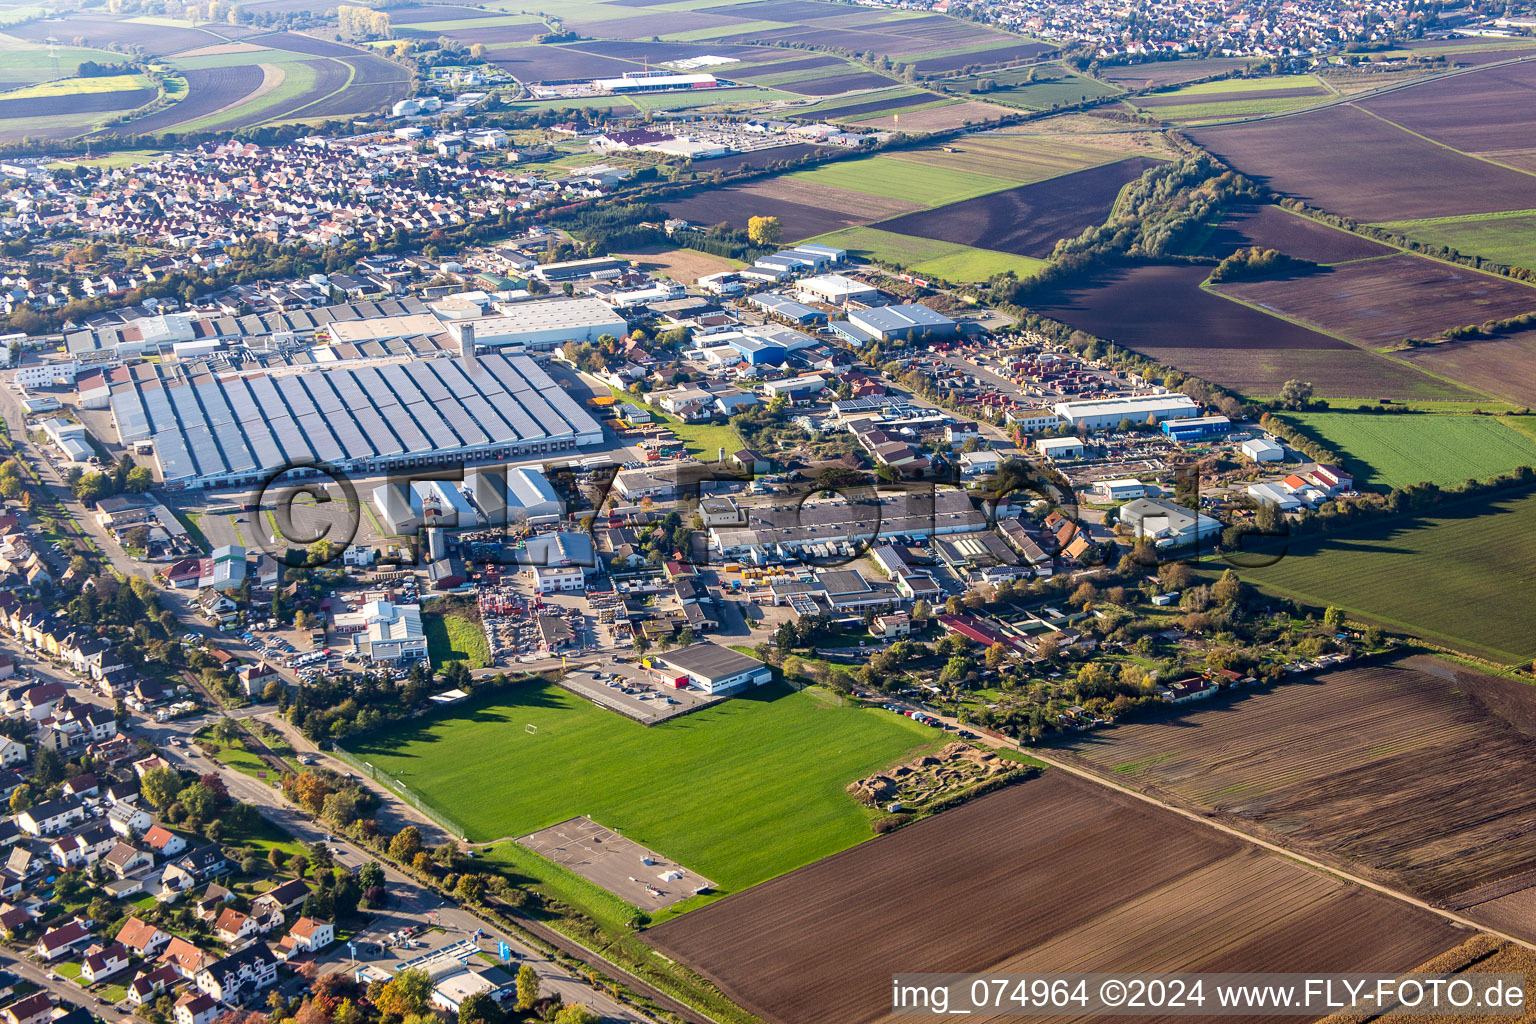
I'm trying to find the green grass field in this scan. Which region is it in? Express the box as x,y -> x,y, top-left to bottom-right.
1373,210 -> 1536,271
1149,73 -> 1324,98
423,610 -> 490,669
789,152 -> 1017,205
606,385 -> 741,459
809,225 -> 1046,281
1279,412 -> 1536,490
948,71 -> 1121,110
1230,486 -> 1536,664
0,72 -> 151,100
0,43 -> 132,87
344,680 -> 939,893
625,85 -> 794,111
1149,93 -> 1325,122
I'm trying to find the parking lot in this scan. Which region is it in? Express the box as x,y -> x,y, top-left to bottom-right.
558,662 -> 727,724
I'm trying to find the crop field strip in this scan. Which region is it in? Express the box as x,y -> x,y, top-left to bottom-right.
645,773 -> 1463,1024
1373,208 -> 1536,271
1197,203 -> 1397,263
1400,328 -> 1536,406
1354,60 -> 1536,156
1188,103 -> 1536,222
806,226 -> 1048,282
94,64 -> 265,137
1212,252 -> 1536,348
1022,262 -> 1475,400
873,155 -> 1163,259
1231,486 -> 1536,663
1279,411 -> 1536,490
665,135 -> 1128,241
1096,57 -> 1258,89
1058,658 -> 1536,923
343,679 -> 941,896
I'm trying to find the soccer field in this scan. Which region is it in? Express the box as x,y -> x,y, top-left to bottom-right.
345,680 -> 939,893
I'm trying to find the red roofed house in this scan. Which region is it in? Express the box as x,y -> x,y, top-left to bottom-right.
1,992 -> 53,1024
127,964 -> 179,1006
159,936 -> 212,979
36,918 -> 93,961
277,917 -> 333,958
144,825 -> 187,858
117,916 -> 171,958
214,907 -> 258,946
174,991 -> 220,1024
82,941 -> 131,982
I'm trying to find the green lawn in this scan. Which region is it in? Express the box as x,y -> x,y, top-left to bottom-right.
1278,412 -> 1536,490
223,809 -> 309,860
55,963 -> 82,980
788,151 -> 1018,205
606,385 -> 742,460
423,609 -> 490,669
344,680 -> 940,894
809,225 -> 1047,282
1373,209 -> 1536,271
1227,486 -> 1536,664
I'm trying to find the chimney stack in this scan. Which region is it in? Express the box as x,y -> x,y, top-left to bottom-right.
459,322 -> 477,372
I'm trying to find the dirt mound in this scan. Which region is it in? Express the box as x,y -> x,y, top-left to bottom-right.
847,742 -> 1011,806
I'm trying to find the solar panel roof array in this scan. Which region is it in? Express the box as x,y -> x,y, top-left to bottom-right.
109,354 -> 604,487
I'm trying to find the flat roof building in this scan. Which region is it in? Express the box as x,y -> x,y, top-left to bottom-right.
1036,437 -> 1085,460
1053,394 -> 1199,432
796,274 -> 879,306
652,642 -> 771,695
111,353 -> 603,490
846,304 -> 958,342
1241,438 -> 1285,462
447,298 -> 628,352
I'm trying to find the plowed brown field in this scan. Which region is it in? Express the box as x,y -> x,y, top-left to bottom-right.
1056,657 -> 1536,936
646,773 -> 1461,1024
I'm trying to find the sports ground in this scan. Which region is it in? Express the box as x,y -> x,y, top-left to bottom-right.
344,679 -> 939,895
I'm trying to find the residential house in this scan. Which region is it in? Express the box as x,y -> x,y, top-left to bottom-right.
213,907 -> 259,946
175,992 -> 220,1024
81,941 -> 131,982
117,916 -> 171,958
193,883 -> 236,921
158,936 -> 212,979
144,825 -> 187,858
108,802 -> 152,838
0,738 -> 24,768
103,841 -> 155,878
1,992 -> 52,1024
127,964 -> 179,1005
277,917 -> 333,958
18,796 -> 85,836
36,918 -> 93,961
195,943 -> 278,1003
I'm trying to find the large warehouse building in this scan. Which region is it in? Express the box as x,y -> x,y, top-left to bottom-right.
1053,394 -> 1199,432
445,298 -> 628,352
110,353 -> 604,490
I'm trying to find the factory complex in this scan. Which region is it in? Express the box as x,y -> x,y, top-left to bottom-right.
107,352 -> 604,490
